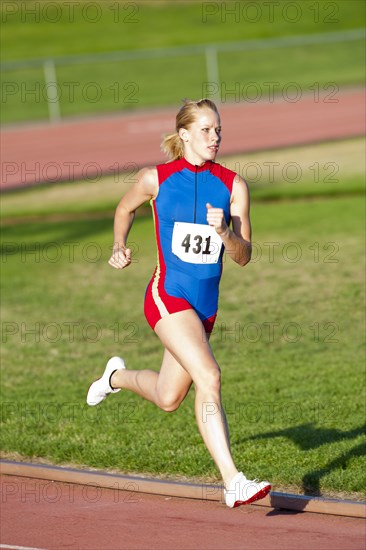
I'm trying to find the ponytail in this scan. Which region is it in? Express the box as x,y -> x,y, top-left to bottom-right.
161,98 -> 219,161
161,132 -> 184,161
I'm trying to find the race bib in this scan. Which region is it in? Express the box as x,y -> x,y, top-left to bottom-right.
171,222 -> 223,264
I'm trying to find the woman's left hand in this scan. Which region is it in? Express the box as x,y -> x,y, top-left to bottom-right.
206,203 -> 229,236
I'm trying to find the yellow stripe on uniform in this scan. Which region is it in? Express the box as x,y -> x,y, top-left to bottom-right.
150,198 -> 169,318
152,261 -> 169,318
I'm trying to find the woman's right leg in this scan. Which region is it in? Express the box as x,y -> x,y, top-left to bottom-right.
111,348 -> 193,412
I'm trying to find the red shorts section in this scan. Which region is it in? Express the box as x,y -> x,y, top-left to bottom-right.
202,314 -> 217,334
144,270 -> 217,334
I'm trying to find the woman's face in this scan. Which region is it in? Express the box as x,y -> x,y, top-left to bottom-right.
180,108 -> 222,165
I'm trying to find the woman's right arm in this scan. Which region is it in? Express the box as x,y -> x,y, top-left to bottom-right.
108,167 -> 158,269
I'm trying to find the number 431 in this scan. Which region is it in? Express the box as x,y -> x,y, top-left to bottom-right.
182,234 -> 211,254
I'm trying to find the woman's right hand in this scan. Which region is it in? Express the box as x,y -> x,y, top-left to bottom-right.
108,247 -> 132,269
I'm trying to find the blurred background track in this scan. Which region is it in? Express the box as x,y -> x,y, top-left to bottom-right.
1,87 -> 365,190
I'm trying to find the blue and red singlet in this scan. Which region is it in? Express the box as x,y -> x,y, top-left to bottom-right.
144,157 -> 236,333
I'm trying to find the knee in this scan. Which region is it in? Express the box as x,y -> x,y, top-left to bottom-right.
209,367 -> 222,390
156,393 -> 184,413
198,368 -> 222,397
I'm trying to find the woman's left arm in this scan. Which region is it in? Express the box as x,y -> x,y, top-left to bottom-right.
206,174 -> 252,266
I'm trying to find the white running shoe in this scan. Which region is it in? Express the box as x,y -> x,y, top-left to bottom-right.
86,356 -> 125,406
224,472 -> 271,508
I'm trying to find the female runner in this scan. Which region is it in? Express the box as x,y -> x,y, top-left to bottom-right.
87,99 -> 271,508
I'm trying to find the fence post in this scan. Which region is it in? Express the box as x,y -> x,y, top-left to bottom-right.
205,47 -> 220,100
43,60 -> 61,123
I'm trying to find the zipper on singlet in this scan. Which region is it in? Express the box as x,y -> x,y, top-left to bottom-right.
194,165 -> 198,223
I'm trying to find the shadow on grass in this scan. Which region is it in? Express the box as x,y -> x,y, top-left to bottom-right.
302,440 -> 366,497
247,422 -> 366,502
0,217 -> 112,251
1,214 -> 152,259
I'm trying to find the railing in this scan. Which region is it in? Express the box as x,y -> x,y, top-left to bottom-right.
1,28 -> 365,123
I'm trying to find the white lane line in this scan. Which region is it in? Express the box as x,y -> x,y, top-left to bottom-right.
0,545 -> 49,550
127,120 -> 171,133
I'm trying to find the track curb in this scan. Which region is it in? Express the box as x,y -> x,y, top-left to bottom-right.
1,460 -> 365,518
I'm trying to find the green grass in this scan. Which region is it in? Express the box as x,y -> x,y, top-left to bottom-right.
2,1 -> 364,61
225,137 -> 366,201
1,0 -> 365,123
1,141 -> 365,499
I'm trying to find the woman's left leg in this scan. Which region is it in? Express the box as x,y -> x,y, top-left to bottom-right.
154,309 -> 238,487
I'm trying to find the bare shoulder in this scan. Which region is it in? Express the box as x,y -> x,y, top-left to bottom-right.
231,173 -> 250,204
135,166 -> 159,198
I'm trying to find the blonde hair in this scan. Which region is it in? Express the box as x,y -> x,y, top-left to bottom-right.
161,99 -> 219,161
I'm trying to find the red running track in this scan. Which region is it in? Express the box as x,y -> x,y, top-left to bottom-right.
1,88 -> 365,190
1,475 -> 365,550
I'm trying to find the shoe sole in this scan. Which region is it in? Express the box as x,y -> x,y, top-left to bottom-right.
232,484 -> 271,508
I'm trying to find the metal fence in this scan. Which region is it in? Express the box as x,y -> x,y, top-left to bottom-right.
1,27 -> 365,123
